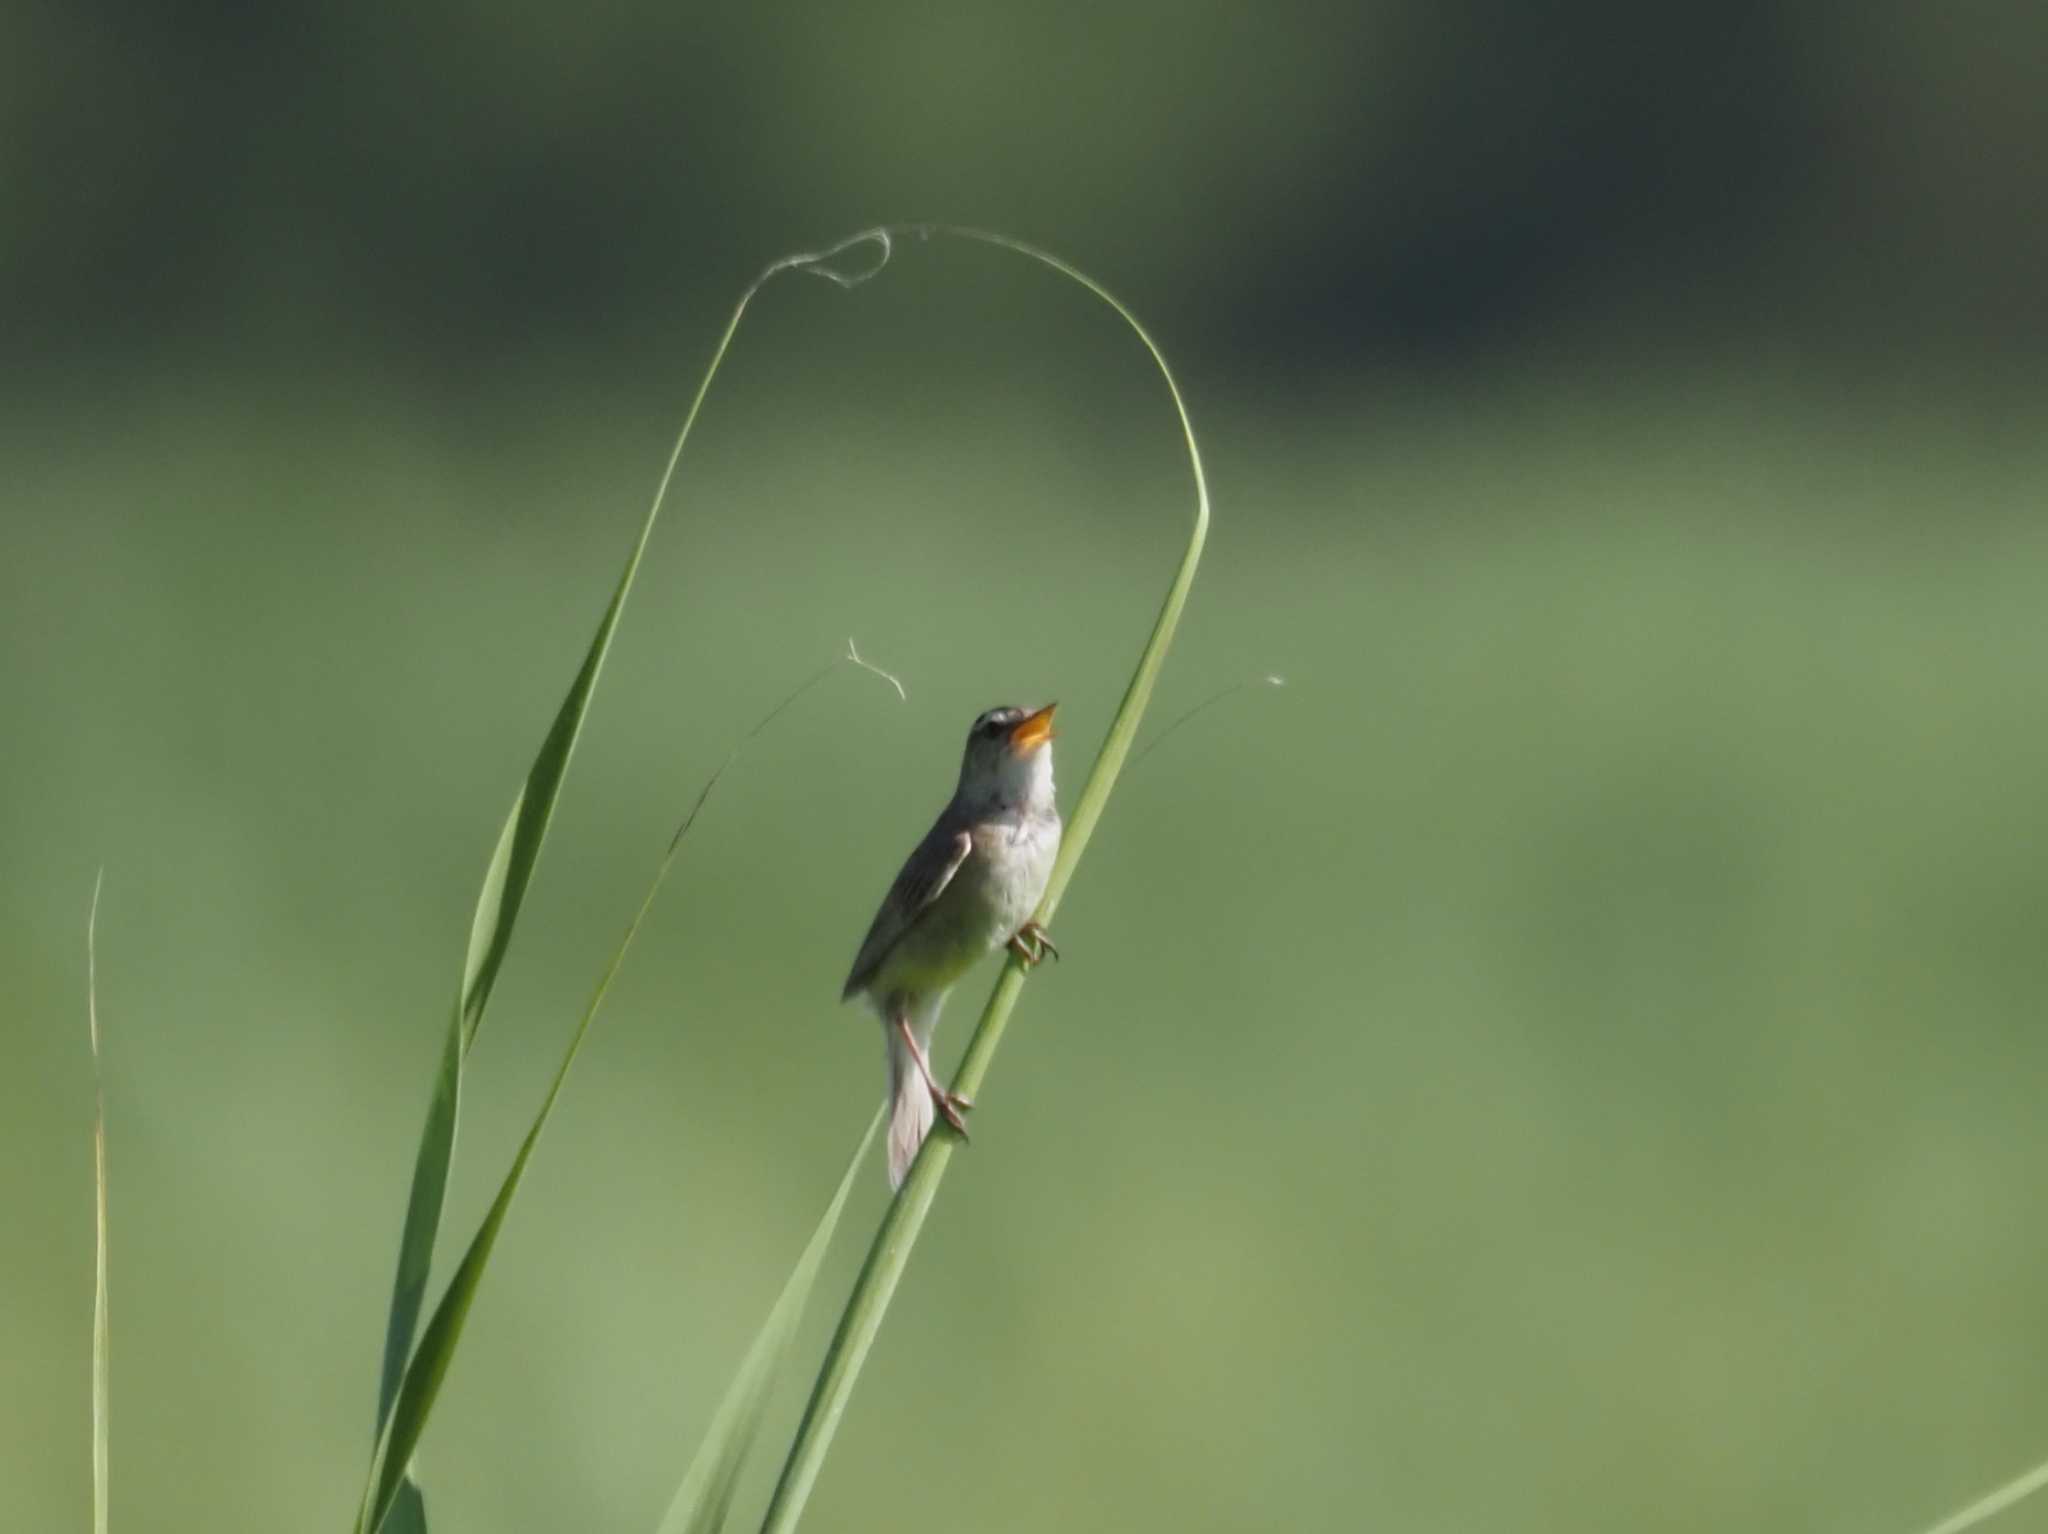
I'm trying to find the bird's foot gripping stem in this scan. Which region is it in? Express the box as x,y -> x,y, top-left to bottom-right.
897,1013 -> 975,1140
1008,921 -> 1060,967
931,1087 -> 974,1138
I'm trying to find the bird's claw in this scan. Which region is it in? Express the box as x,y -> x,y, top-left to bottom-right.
932,1089 -> 974,1139
1008,921 -> 1061,967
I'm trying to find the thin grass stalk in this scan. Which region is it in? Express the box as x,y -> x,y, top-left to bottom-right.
1128,673 -> 1285,770
1911,1457 -> 2048,1534
757,224 -> 1210,1533
87,869 -> 110,1534
654,1109 -> 883,1534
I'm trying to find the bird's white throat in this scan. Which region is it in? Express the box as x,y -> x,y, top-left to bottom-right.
965,743 -> 1056,816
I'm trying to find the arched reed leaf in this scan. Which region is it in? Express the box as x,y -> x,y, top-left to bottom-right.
756,224 -> 1210,1533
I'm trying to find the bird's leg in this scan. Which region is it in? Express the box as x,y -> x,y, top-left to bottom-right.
1008,920 -> 1060,966
896,1014 -> 973,1138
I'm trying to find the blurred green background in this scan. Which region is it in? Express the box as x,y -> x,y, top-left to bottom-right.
6,3 -> 2048,1529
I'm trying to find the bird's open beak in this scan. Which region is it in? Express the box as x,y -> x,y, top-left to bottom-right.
1008,702 -> 1057,752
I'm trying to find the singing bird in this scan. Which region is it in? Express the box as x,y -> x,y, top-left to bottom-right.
843,703 -> 1063,1187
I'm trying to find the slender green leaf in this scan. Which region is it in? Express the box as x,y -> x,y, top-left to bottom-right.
357,640 -> 904,1534
657,1111 -> 883,1534
358,229 -> 894,1531
370,544 -> 625,1522
758,225 -> 1211,1533
383,1483 -> 428,1534
87,869 -> 109,1534
356,800 -> 691,1534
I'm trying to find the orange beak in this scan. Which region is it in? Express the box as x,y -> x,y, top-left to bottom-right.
1007,702 -> 1057,752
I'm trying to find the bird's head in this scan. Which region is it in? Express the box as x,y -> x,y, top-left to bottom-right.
957,702 -> 1057,808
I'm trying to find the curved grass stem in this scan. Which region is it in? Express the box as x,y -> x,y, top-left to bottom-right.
756,224 -> 1211,1533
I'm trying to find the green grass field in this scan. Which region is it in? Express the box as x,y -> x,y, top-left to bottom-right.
5,304 -> 2047,1531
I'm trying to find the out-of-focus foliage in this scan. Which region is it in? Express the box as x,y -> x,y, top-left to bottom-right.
6,0 -> 2045,373
4,4 -> 2046,1532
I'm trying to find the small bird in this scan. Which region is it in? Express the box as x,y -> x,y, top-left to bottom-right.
844,703 -> 1064,1188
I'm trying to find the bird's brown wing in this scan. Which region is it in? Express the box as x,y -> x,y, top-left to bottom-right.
842,824 -> 973,1000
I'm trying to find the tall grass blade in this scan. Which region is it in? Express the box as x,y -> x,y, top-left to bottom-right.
356,646 -> 903,1534
367,499 -> 633,1530
656,1111 -> 883,1534
1912,1457 -> 2048,1534
757,224 -> 1211,1533
357,229 -> 893,1531
382,1483 -> 428,1534
87,869 -> 109,1534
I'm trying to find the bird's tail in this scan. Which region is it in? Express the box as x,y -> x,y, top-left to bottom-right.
883,1000 -> 941,1190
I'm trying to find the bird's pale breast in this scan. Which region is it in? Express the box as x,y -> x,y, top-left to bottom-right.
870,810 -> 1059,997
